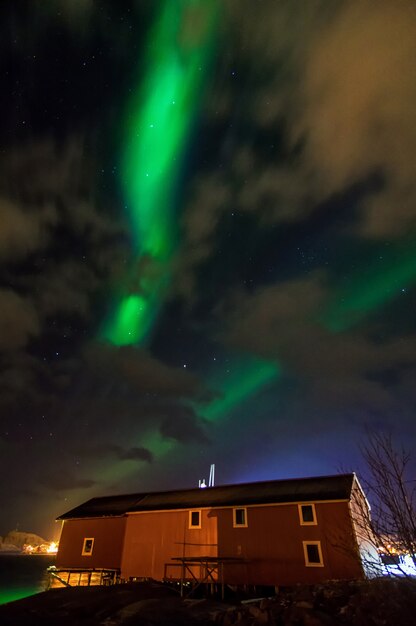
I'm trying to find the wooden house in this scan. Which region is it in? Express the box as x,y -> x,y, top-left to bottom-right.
55,473 -> 370,588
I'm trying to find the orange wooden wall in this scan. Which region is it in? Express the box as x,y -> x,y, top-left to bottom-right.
121,509 -> 218,581
120,501 -> 364,585
215,502 -> 364,585
56,516 -> 126,569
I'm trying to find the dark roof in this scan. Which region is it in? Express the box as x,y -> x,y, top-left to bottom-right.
57,493 -> 145,520
58,474 -> 355,520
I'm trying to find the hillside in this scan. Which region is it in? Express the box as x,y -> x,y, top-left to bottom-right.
0,531 -> 47,553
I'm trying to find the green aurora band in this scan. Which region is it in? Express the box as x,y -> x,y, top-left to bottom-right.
102,0 -> 220,346
199,355 -> 280,423
322,240 -> 416,332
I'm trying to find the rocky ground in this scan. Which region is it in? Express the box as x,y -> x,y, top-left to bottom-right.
0,578 -> 415,626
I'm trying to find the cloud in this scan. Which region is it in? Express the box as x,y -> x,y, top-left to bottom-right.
0,199 -> 56,264
231,0 -> 416,236
0,137 -> 126,347
0,352 -> 41,397
42,343 -> 213,452
0,138 -> 124,238
177,0 -> 416,297
39,470 -> 96,492
0,134 -> 129,454
0,138 -> 126,276
79,443 -> 154,465
160,406 -> 210,445
0,290 -> 40,351
85,343 -> 208,400
293,0 -> 416,237
33,260 -> 100,319
119,446 -> 153,463
52,0 -> 94,20
0,349 -> 58,444
1,138 -> 83,200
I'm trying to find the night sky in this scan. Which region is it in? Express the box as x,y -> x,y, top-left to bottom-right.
1,0 -> 416,540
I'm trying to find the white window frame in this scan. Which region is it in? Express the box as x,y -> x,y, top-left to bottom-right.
82,537 -> 94,556
188,509 -> 202,529
298,503 -> 317,526
233,507 -> 248,528
302,540 -> 324,567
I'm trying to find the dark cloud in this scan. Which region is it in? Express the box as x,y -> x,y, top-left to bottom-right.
0,198 -> 56,263
84,343 -> 208,400
0,350 -> 49,401
0,134 -> 128,438
1,138 -> 80,199
33,260 -> 100,319
66,344 -> 212,449
233,0 -> 416,235
0,138 -> 125,246
160,406 -> 210,445
47,0 -> 94,22
77,443 -> 154,464
39,470 -> 96,492
291,0 -> 416,237
177,0 -> 416,298
119,446 -> 153,463
2,339 -> 209,447
0,290 -> 40,351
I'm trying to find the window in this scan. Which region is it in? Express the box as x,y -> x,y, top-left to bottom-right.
381,553 -> 400,566
189,510 -> 201,529
82,538 -> 94,556
298,503 -> 317,525
233,507 -> 248,527
303,541 -> 324,567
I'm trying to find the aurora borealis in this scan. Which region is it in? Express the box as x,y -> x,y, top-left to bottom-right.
102,0 -> 219,346
1,0 -> 416,541
322,239 -> 416,332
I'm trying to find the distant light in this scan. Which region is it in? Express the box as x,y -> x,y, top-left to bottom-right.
47,541 -> 58,554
